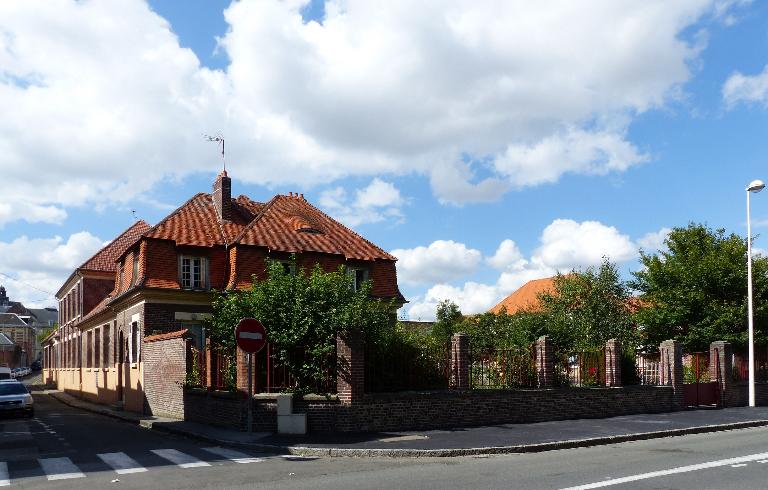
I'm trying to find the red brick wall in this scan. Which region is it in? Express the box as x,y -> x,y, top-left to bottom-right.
143,239 -> 180,289
82,278 -> 114,315
143,336 -> 188,419
370,260 -> 400,298
230,246 -> 268,290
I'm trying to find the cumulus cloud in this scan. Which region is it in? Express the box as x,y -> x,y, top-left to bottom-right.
638,227 -> 672,252
318,178 -> 405,227
534,219 -> 637,269
402,220 -> 665,319
0,0 -> 737,225
0,232 -> 105,307
392,240 -> 482,285
723,65 -> 768,107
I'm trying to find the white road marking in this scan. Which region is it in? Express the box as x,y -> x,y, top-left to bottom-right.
562,451 -> 768,489
97,452 -> 148,474
202,447 -> 263,464
759,460 -> 768,464
38,457 -> 86,480
0,462 -> 9,487
151,449 -> 210,468
731,464 -> 748,468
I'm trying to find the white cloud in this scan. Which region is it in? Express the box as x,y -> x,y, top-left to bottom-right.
0,0 -> 738,225
638,227 -> 672,252
392,240 -> 482,285
403,219 -> 654,319
494,128 -> 648,188
723,65 -> 768,107
534,219 -> 637,269
318,178 -> 404,227
0,231 -> 104,307
487,239 -> 525,270
0,201 -> 67,228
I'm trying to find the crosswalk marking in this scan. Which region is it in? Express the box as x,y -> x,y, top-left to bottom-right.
202,447 -> 263,464
97,452 -> 148,474
0,462 -> 9,487
38,457 -> 86,480
151,449 -> 211,469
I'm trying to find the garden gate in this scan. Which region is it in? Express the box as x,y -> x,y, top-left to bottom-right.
683,351 -> 719,407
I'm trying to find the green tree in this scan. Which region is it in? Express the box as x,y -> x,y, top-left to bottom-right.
431,299 -> 463,343
538,259 -> 636,352
207,258 -> 395,392
630,223 -> 768,351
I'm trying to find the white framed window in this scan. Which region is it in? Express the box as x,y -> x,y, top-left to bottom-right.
346,267 -> 369,292
179,255 -> 207,290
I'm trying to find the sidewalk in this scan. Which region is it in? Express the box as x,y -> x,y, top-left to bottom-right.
43,390 -> 768,457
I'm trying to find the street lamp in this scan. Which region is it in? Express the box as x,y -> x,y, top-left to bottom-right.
746,179 -> 765,408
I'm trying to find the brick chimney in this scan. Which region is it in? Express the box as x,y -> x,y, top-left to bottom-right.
213,171 -> 232,221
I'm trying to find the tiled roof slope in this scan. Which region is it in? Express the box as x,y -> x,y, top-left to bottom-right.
489,277 -> 557,314
0,313 -> 28,326
235,195 -> 396,261
143,194 -> 264,247
79,221 -> 151,272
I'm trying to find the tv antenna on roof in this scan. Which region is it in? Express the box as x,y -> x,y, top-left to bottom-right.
203,133 -> 226,173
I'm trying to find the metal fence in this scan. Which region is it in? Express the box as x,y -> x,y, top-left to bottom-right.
635,354 -> 661,386
364,342 -> 450,393
733,348 -> 768,383
252,343 -> 337,394
554,349 -> 606,387
188,346 -> 235,391
470,344 -> 537,389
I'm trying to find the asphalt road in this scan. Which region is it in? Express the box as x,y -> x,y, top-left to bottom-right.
3,390 -> 768,489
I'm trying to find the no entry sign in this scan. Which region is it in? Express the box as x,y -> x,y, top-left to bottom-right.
235,318 -> 267,353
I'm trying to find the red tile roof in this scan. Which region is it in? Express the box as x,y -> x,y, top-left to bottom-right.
144,329 -> 190,343
140,191 -> 395,262
489,277 -> 557,314
79,221 -> 151,272
142,194 -> 264,247
235,195 -> 396,261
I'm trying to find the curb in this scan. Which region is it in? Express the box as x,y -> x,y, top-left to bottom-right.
44,391 -> 768,458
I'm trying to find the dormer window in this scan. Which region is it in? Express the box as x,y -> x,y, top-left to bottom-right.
180,255 -> 207,290
346,267 -> 369,292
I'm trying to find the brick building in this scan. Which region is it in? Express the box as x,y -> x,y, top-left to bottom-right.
42,172 -> 404,411
0,313 -> 36,367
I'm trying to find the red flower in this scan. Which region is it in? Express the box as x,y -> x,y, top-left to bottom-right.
588,367 -> 597,376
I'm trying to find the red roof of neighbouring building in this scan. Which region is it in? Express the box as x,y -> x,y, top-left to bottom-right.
489,277 -> 557,314
144,329 -> 191,343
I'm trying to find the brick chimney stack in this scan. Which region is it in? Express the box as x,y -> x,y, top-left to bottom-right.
213,171 -> 232,221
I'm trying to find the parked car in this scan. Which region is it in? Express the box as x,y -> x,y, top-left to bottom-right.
0,381 -> 33,418
21,367 -> 30,376
10,368 -> 19,379
30,361 -> 41,372
0,367 -> 10,381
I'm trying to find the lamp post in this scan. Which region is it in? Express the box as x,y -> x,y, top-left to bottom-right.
746,179 -> 765,407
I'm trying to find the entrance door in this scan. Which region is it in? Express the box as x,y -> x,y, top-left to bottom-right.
683,352 -> 719,407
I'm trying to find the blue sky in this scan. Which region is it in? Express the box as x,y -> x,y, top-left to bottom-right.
1,1 -> 768,319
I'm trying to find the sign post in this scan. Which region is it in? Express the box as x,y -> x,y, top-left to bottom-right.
235,318 -> 267,433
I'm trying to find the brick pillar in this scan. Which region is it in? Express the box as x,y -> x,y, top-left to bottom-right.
710,341 -> 733,407
337,330 -> 364,405
204,338 -> 213,388
605,339 -> 622,387
659,340 -> 683,409
535,335 -> 554,388
236,346 -> 257,395
450,333 -> 470,390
